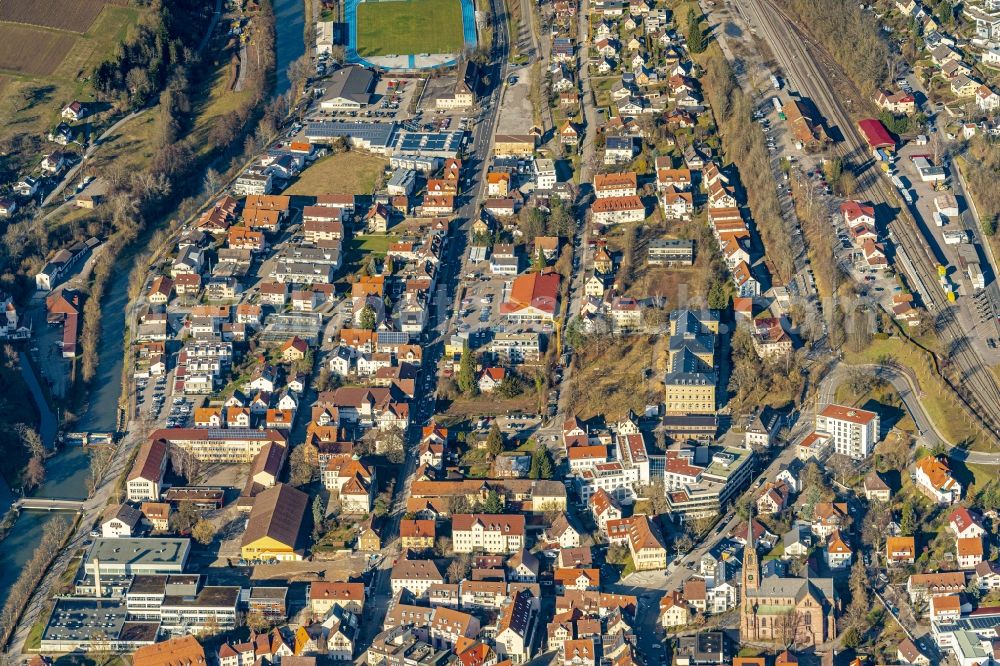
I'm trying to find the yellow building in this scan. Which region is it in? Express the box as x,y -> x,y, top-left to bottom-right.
358,520 -> 382,552
241,484 -> 308,562
664,377 -> 717,415
400,519 -> 437,551
626,515 -> 668,571
664,309 -> 719,415
493,134 -> 536,157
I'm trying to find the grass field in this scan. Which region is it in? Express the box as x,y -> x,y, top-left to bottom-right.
844,336 -> 982,447
189,45 -> 253,155
355,0 -> 465,57
0,25 -> 77,76
0,0 -> 123,33
285,151 -> 387,195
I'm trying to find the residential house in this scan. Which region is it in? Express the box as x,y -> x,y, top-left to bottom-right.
886,536 -> 916,565
915,455 -> 962,503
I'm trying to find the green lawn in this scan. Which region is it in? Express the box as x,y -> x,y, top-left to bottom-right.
354,233 -> 400,256
355,0 -> 465,57
843,337 -> 981,447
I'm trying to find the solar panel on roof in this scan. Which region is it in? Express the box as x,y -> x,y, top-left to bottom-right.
378,331 -> 409,345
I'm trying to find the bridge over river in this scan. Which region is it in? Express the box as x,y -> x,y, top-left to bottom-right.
14,498 -> 86,511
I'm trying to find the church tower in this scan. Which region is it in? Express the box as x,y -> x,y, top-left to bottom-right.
741,512 -> 760,639
743,513 -> 760,593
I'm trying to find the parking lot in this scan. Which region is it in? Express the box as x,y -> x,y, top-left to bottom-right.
135,371 -> 193,428
455,271 -> 506,336
308,62 -> 419,123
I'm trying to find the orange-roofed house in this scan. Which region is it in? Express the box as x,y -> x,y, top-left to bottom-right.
929,594 -> 962,623
400,519 -> 437,550
486,172 -> 511,197
840,200 -> 876,227
133,635 -> 206,666
554,567 -> 600,592
308,581 -> 366,616
659,590 -> 690,628
591,196 -> 645,225
590,488 -> 622,532
194,406 -> 224,428
886,536 -> 916,565
915,455 -> 962,504
228,225 -> 267,253
477,367 -> 506,393
593,172 -> 638,199
148,276 -> 174,305
281,336 -> 309,362
957,537 -> 984,569
501,271 -> 560,322
825,530 -> 853,569
452,514 -> 526,554
563,638 -> 595,666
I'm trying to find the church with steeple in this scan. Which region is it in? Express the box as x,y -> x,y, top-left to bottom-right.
739,513 -> 838,647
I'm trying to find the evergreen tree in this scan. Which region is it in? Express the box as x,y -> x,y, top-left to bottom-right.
537,446 -> 554,479
359,305 -> 377,331
457,343 -> 478,395
486,423 -> 504,457
530,447 -> 543,479
687,9 -> 707,54
312,494 -> 326,540
482,490 -> 505,513
900,502 -> 915,536
533,248 -> 546,272
707,281 -> 728,309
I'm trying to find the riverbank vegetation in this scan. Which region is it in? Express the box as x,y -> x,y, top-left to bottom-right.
0,348 -> 43,488
76,0 -> 282,390
0,516 -> 70,648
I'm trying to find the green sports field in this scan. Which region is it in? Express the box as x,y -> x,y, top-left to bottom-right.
355,0 -> 465,57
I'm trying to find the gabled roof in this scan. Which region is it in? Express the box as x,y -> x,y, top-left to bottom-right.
916,455 -> 959,491
241,483 -> 308,550
391,558 -> 444,582
948,506 -> 983,533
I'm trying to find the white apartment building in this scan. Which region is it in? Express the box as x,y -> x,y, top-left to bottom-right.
815,404 -> 880,460
575,461 -> 641,504
535,158 -> 557,190
451,514 -> 526,554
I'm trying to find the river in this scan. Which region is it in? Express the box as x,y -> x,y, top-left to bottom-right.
0,260 -> 130,603
274,0 -> 306,96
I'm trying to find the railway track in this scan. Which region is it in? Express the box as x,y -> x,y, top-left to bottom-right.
741,0 -> 1000,442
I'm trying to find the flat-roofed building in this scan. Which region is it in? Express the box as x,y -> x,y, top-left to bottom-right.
661,446 -> 755,521
75,537 -> 191,597
42,598 -> 160,653
648,239 -> 695,266
488,332 -> 542,364
815,404 -> 880,460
